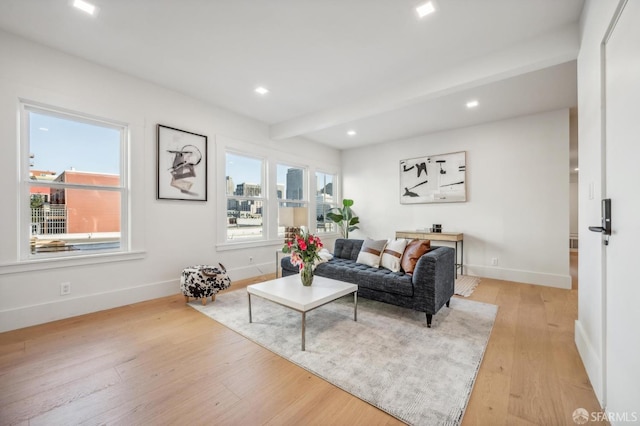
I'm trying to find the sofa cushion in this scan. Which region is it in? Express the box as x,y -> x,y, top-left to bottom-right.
354,266 -> 413,296
315,259 -> 413,297
380,238 -> 408,272
333,239 -> 364,260
316,258 -> 362,283
356,238 -> 387,268
401,239 -> 431,274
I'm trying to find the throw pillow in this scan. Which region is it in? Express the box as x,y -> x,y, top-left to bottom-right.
356,238 -> 387,268
314,248 -> 334,266
401,239 -> 431,274
380,238 -> 408,272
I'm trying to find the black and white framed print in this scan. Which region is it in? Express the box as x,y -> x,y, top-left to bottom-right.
400,151 -> 466,204
157,124 -> 208,201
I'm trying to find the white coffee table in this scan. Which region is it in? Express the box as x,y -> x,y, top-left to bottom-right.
247,275 -> 358,351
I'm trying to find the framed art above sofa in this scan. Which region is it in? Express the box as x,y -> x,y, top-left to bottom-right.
399,151 -> 466,204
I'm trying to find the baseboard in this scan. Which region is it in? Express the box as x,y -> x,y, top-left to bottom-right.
0,261 -> 278,333
0,279 -> 178,333
575,319 -> 605,406
228,261 -> 275,282
464,264 -> 571,289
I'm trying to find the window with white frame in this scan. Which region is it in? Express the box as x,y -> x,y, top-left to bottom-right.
316,171 -> 337,234
277,164 -> 308,237
21,103 -> 128,257
225,152 -> 265,241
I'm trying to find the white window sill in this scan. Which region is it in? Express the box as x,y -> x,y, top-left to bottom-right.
0,250 -> 146,275
216,233 -> 341,252
216,239 -> 286,252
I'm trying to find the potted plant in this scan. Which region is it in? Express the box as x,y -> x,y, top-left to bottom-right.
326,199 -> 360,238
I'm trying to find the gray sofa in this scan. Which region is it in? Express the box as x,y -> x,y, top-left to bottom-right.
281,238 -> 455,327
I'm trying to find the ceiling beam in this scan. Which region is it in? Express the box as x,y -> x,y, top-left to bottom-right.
270,23 -> 580,141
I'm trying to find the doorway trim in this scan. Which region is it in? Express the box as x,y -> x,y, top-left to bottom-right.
598,0 -> 628,409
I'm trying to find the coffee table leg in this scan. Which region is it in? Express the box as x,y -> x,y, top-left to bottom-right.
301,311 -> 306,351
248,293 -> 252,323
354,291 -> 358,322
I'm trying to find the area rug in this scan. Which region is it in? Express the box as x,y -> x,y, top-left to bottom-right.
455,275 -> 481,297
191,289 -> 497,425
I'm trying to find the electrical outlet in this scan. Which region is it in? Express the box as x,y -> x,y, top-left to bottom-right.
60,282 -> 71,296
491,258 -> 498,266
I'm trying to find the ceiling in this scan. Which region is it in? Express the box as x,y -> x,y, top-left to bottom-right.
0,0 -> 583,156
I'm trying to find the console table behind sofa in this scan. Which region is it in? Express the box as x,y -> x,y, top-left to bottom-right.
396,231 -> 463,277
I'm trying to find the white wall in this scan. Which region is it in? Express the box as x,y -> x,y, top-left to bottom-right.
0,31 -> 340,332
575,0 -> 620,405
342,109 -> 571,288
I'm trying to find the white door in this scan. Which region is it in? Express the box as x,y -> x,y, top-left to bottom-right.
604,0 -> 640,414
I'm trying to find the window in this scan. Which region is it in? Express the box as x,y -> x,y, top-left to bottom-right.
22,103 -> 127,257
316,171 -> 337,234
277,164 -> 308,236
218,135 -> 340,248
225,152 -> 265,241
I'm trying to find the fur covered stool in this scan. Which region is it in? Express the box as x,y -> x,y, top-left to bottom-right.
180,263 -> 231,305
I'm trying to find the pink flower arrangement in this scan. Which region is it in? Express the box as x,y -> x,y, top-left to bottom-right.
282,228 -> 323,270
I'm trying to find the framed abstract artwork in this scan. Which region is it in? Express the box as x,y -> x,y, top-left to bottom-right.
157,124 -> 208,201
399,151 -> 466,204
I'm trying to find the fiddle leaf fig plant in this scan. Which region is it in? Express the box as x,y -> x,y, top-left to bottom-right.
326,199 -> 360,238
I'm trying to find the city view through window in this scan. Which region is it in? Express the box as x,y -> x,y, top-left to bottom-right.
225,153 -> 336,240
316,171 -> 337,234
26,108 -> 124,255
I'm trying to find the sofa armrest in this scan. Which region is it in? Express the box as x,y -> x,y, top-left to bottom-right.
412,246 -> 455,312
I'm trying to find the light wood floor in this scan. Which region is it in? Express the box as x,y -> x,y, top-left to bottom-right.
0,252 -> 606,425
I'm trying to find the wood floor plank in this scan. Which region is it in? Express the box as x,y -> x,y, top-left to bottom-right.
460,369 -> 511,426
505,413 -> 541,425
142,380 -> 244,426
1,368 -> 121,425
0,344 -> 136,407
462,280 -> 519,426
507,284 -> 566,424
0,340 -> 24,358
74,370 -> 238,426
215,365 -> 323,424
264,382 -> 404,426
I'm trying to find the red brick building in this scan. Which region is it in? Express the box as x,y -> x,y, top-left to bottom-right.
31,170 -> 120,234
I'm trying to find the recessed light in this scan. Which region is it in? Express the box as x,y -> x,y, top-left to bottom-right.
73,0 -> 97,15
255,86 -> 269,95
416,1 -> 437,18
347,130 -> 357,136
466,100 -> 479,108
